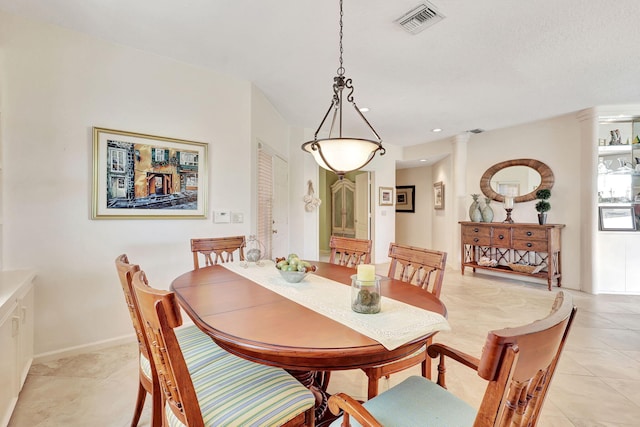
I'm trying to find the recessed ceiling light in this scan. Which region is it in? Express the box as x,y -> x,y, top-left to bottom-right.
359,107 -> 370,112
432,128 -> 442,132
419,159 -> 427,162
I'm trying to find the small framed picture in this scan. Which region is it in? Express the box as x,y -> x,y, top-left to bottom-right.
433,181 -> 444,210
396,185 -> 415,213
379,187 -> 394,206
599,206 -> 637,231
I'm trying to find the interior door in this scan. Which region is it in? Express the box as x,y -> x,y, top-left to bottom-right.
355,172 -> 370,239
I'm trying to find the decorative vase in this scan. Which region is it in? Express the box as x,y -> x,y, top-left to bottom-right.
538,213 -> 547,225
469,194 -> 481,222
481,198 -> 494,222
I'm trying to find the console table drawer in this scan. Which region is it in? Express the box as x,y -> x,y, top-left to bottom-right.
512,239 -> 548,252
462,225 -> 490,238
513,227 -> 547,241
491,227 -> 512,246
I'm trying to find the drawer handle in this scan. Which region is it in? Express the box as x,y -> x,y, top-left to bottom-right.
474,238 -> 479,243
527,242 -> 533,248
498,234 -> 504,240
526,231 -> 533,236
473,228 -> 479,232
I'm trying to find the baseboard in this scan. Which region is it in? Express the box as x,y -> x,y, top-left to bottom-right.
33,333 -> 137,364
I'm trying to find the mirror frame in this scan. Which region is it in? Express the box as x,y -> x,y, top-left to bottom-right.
480,158 -> 554,203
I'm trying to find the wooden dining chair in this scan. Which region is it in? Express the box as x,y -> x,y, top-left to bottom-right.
328,291 -> 577,427
190,236 -> 246,269
115,254 -> 228,427
131,269 -> 316,427
361,243 -> 447,398
328,235 -> 372,268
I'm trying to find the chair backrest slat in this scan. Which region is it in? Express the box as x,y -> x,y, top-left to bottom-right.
132,270 -> 205,427
387,243 -> 447,296
474,292 -> 577,427
329,236 -> 372,268
191,236 -> 246,269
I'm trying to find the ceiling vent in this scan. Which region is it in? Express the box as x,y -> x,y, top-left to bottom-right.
395,2 -> 445,35
467,128 -> 485,134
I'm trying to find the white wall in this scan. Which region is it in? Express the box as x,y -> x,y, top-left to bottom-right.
0,12 -> 276,356
437,114 -> 581,290
395,166 -> 433,248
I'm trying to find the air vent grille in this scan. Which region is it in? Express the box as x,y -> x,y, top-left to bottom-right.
396,3 -> 445,35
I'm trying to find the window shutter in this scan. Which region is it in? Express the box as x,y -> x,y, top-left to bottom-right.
257,149 -> 273,259
165,150 -> 169,161
176,151 -> 181,164
152,148 -> 156,161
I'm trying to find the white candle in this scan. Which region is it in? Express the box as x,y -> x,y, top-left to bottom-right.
357,264 -> 376,281
504,196 -> 514,209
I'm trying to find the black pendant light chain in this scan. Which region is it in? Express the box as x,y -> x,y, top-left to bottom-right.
337,0 -> 345,77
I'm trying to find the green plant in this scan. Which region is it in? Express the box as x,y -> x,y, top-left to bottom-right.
535,189 -> 551,213
535,200 -> 551,213
535,189 -> 551,200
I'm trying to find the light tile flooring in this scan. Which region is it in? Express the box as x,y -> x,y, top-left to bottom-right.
9,267 -> 640,426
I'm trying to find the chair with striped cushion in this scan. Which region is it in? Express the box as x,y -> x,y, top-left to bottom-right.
115,254 -> 228,427
191,236 -> 246,269
328,292 -> 577,427
131,268 -> 316,427
361,243 -> 447,398
328,236 -> 372,268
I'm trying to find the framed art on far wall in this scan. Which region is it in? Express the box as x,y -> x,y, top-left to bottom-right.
433,181 -> 444,210
599,206 -> 636,231
395,185 -> 415,213
379,187 -> 394,206
92,127 -> 208,219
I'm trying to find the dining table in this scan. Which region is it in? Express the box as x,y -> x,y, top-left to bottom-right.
170,260 -> 448,426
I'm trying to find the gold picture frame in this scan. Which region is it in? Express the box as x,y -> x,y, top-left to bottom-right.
92,127 -> 208,219
433,181 -> 444,210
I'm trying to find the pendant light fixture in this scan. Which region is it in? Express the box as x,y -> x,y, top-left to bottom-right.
301,0 -> 385,179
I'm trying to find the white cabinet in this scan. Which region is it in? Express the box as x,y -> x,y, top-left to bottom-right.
0,271 -> 35,427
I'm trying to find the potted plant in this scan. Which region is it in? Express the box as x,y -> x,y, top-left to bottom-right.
535,189 -> 551,225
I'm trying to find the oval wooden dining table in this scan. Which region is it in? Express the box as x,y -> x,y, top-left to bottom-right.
170,261 -> 447,426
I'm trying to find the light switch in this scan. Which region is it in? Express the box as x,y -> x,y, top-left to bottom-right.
231,212 -> 244,223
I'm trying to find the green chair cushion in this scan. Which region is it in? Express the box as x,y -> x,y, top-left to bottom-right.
330,376 -> 477,427
139,324 -> 227,380
165,353 -> 315,427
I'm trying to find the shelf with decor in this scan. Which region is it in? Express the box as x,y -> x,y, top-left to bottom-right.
597,121 -> 640,231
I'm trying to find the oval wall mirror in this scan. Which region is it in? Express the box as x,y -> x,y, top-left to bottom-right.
480,159 -> 554,203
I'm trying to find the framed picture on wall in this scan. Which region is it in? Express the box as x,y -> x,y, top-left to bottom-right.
379,187 -> 394,206
599,206 -> 637,231
395,185 -> 415,213
433,181 -> 444,209
92,127 -> 208,219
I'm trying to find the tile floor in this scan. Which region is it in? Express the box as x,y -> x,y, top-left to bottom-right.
9,267 -> 640,426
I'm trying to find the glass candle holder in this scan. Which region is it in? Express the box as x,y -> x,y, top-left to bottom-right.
350,275 -> 381,314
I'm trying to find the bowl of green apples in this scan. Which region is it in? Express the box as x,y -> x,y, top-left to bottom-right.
275,253 -> 317,283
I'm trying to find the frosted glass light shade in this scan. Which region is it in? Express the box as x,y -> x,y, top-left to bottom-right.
302,138 -> 382,175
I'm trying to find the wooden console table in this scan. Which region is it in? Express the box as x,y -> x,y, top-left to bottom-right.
459,222 -> 565,290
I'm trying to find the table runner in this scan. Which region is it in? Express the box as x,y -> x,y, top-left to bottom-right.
222,261 -> 450,351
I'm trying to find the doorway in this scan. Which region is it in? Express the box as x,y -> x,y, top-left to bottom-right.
319,169 -> 371,256
257,143 -> 289,260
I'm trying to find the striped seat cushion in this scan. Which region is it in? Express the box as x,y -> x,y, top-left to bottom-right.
330,376 -> 477,427
140,324 -> 227,380
165,354 -> 315,427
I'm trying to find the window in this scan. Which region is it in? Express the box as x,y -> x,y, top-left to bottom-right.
186,175 -> 198,187
109,148 -> 126,173
180,152 -> 198,166
154,148 -> 166,162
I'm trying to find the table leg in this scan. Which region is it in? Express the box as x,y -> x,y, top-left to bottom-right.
287,370 -> 338,427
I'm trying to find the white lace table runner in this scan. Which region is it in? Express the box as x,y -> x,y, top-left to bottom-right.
222,261 -> 450,350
